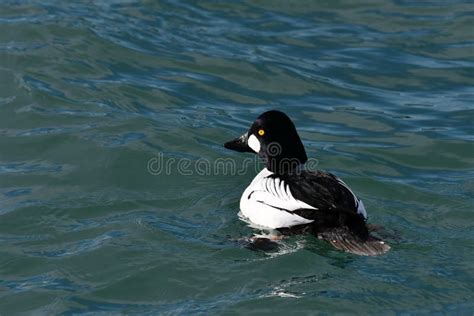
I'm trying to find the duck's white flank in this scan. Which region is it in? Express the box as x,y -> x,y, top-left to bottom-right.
240,168 -> 315,229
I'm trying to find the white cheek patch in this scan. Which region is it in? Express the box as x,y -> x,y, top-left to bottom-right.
248,134 -> 261,153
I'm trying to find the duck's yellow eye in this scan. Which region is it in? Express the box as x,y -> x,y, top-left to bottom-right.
258,129 -> 265,136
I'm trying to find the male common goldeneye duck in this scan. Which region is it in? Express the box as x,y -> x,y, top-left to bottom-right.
224,110 -> 390,256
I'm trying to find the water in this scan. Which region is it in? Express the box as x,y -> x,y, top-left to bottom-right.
1,0 -> 473,314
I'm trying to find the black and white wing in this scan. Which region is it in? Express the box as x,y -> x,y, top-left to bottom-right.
250,175 -> 317,211
335,178 -> 367,219
275,171 -> 366,219
241,174 -> 318,228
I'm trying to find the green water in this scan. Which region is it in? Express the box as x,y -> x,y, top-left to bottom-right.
1,0 -> 473,314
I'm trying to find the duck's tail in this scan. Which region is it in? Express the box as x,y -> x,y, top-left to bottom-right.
318,229 -> 390,256
294,208 -> 391,256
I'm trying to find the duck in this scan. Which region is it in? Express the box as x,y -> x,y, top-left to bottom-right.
224,110 -> 390,256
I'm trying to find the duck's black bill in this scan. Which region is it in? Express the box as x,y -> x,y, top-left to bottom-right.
224,133 -> 253,153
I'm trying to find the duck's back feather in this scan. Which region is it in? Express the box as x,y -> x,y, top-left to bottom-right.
271,170 -> 365,219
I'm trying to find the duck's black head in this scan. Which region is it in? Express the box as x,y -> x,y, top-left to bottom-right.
224,110 -> 307,174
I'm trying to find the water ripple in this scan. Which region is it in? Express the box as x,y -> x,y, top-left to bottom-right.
0,161 -> 65,175
25,231 -> 124,258
2,272 -> 90,293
